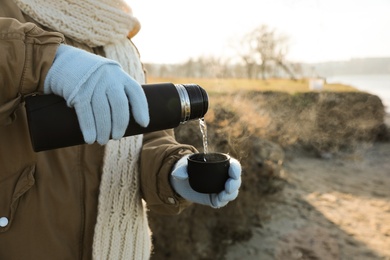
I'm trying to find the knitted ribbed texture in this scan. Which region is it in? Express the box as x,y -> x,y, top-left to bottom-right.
93,136 -> 151,260
14,1 -> 151,259
12,0 -> 140,47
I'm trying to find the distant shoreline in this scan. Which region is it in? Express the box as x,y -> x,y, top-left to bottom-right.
307,57 -> 390,77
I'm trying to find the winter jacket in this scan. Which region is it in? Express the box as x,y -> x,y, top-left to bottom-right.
0,1 -> 196,259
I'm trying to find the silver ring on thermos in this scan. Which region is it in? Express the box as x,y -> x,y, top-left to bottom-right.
175,84 -> 191,123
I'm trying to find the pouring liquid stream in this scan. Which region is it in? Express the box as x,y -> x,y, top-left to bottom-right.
199,118 -> 209,161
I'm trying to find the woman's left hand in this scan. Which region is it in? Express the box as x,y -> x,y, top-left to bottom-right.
170,155 -> 242,208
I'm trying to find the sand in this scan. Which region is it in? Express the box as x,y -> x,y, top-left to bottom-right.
225,139 -> 390,259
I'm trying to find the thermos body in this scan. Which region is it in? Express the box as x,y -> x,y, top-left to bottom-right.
25,83 -> 209,152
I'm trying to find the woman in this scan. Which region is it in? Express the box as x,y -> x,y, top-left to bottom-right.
0,0 -> 242,259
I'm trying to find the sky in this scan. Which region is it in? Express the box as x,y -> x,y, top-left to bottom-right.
128,0 -> 390,64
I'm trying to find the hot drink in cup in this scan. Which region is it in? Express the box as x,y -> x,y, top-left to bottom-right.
187,152 -> 230,193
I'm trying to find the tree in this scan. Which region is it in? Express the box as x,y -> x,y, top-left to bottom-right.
238,25 -> 295,80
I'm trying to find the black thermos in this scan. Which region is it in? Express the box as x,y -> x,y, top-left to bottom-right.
25,83 -> 209,152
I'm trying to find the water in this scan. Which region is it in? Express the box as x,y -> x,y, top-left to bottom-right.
327,74 -> 390,113
199,118 -> 209,155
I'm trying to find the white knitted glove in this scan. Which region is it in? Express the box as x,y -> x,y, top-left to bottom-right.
44,44 -> 149,145
170,155 -> 242,208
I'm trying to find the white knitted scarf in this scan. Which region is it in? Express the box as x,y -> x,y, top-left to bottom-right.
13,0 -> 151,259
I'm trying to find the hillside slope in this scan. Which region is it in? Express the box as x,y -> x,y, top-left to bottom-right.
147,91 -> 389,260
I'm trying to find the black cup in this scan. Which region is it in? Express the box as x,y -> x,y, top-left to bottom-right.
187,153 -> 230,194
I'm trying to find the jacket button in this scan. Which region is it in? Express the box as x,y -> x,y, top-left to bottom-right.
167,197 -> 176,204
0,217 -> 8,227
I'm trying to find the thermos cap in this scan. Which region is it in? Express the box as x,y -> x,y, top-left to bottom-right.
175,84 -> 209,122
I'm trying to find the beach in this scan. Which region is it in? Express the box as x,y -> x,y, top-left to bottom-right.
148,88 -> 390,260
226,140 -> 390,259
225,113 -> 390,259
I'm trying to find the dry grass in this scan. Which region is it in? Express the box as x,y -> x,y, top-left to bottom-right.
147,76 -> 385,154
147,77 -> 358,95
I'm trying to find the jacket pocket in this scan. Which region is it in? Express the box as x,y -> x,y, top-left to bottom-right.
0,94 -> 22,126
0,165 -> 35,232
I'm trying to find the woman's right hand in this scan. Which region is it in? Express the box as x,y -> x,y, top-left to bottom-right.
44,44 -> 150,145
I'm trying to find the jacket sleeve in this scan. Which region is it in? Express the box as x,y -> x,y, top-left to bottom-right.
140,129 -> 198,215
0,17 -> 64,126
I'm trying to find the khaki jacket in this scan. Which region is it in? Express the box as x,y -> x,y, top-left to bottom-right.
0,1 -> 196,259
